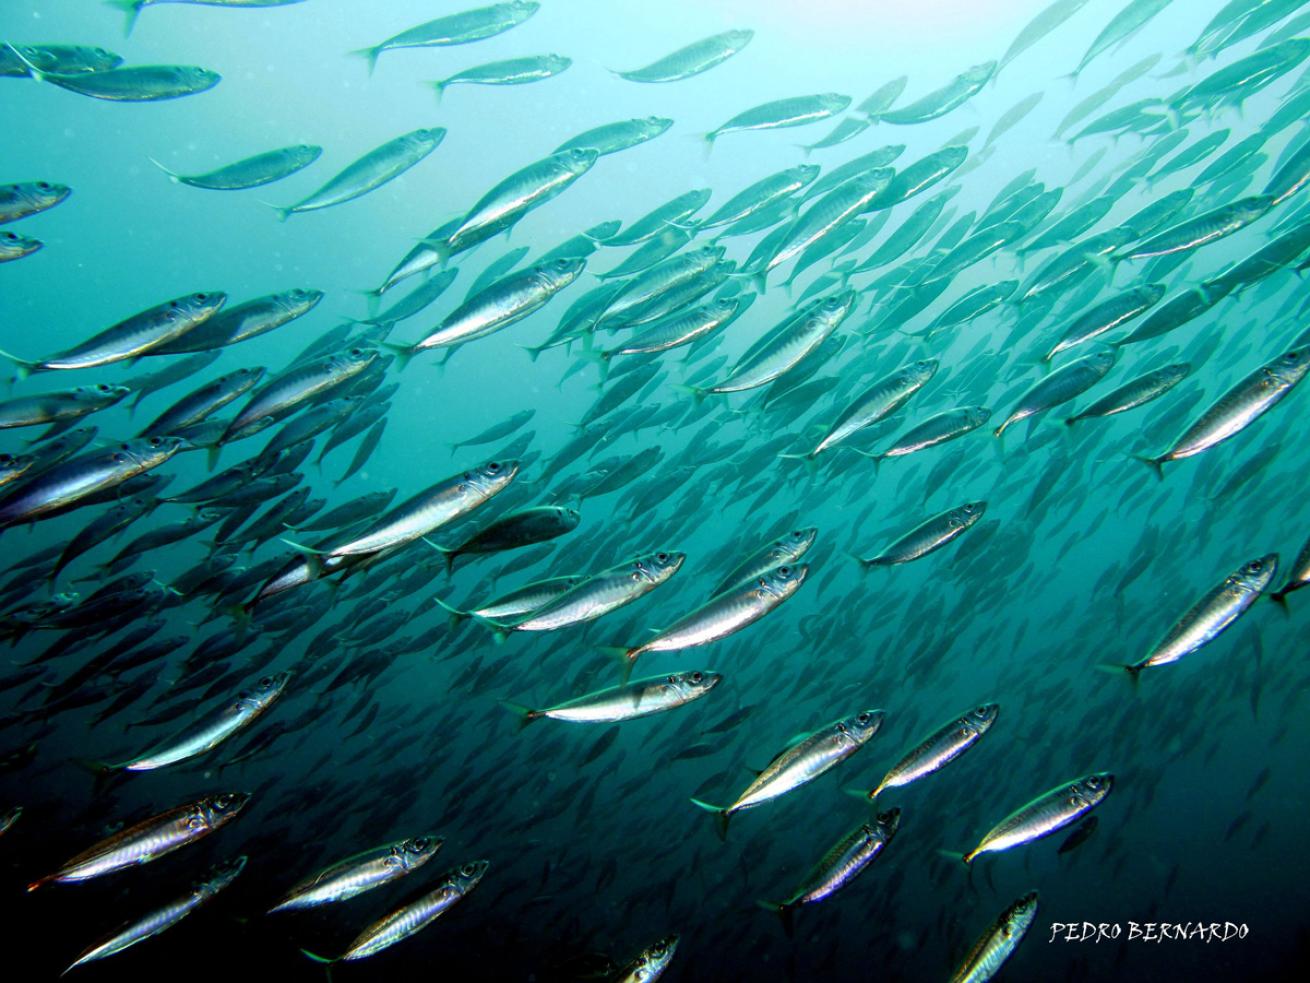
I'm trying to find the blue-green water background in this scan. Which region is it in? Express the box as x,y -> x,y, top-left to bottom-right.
3,0 -> 1310,979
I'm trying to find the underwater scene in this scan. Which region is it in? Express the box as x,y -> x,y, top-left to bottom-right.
3,0 -> 1310,979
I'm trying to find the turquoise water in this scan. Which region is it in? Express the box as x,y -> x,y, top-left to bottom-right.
2,0 -> 1310,979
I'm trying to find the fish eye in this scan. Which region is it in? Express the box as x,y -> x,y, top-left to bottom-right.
258,676 -> 273,687
486,462 -> 501,473
690,671 -> 703,684
214,794 -> 234,808
460,863 -> 478,877
666,674 -> 677,685
975,706 -> 989,716
1286,351 -> 1301,361
350,347 -> 364,356
410,837 -> 429,851
836,722 -> 849,734
149,436 -> 163,446
2,233 -> 17,242
656,552 -> 669,562
778,565 -> 790,576
856,712 -> 870,725
1245,560 -> 1263,573
36,182 -> 50,191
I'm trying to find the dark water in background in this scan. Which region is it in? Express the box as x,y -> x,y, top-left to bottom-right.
3,0 -> 1310,979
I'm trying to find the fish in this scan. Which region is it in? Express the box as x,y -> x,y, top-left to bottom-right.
554,116 -> 674,156
0,180 -> 71,223
502,670 -> 722,726
949,892 -> 1040,983
612,936 -> 678,982
98,672 -> 291,771
432,504 -> 579,573
704,93 -> 852,152
1058,816 -> 1099,854
269,835 -> 443,912
302,861 -> 489,962
690,709 -> 883,839
994,349 -> 1116,438
876,62 -> 995,125
861,406 -> 991,466
149,144 -> 322,190
139,367 -> 265,436
27,792 -> 250,890
63,856 -> 248,975
609,563 -> 808,676
223,347 -> 377,442
271,128 -> 445,220
857,503 -> 987,567
435,574 -> 584,625
0,229 -> 40,262
615,29 -> 754,83
1069,0 -> 1173,79
0,44 -> 121,76
1065,363 -> 1190,425
1115,196 -> 1274,261
759,809 -> 900,937
961,774 -> 1113,863
0,436 -> 184,530
0,384 -> 129,432
870,704 -> 999,799
999,0 -> 1094,71
431,53 -> 571,102
351,2 -> 540,74
496,550 -> 685,633
1,292 -> 225,377
1118,554 -> 1277,675
1138,347 -> 1310,474
1270,534 -> 1310,607
9,43 -> 220,100
386,259 -> 586,363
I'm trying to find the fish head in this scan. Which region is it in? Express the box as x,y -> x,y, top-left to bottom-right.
631,550 -> 685,584
394,833 -> 444,870
1231,553 -> 1279,593
724,28 -> 754,47
544,54 -> 572,72
180,66 -> 221,91
818,92 -> 852,113
835,708 -> 884,746
777,526 -> 818,560
510,0 -> 541,15
817,289 -> 857,321
280,287 -> 324,314
198,791 -> 252,828
555,504 -> 582,529
1268,346 -> 1310,386
667,669 -> 722,699
757,562 -> 808,597
10,180 -> 71,210
641,116 -> 675,137
585,219 -> 622,241
1071,773 -> 1113,806
464,458 -> 519,497
949,501 -> 987,530
874,808 -> 901,839
201,855 -> 248,893
168,291 -> 227,327
1011,892 -> 1040,921
291,144 -> 323,167
540,256 -> 587,289
337,346 -> 379,372
244,671 -> 292,708
75,382 -> 131,404
120,435 -> 186,467
908,359 -> 939,384
635,935 -> 679,974
450,859 -> 490,893
965,702 -> 1000,734
560,147 -> 600,174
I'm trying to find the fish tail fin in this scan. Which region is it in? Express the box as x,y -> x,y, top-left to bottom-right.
776,451 -> 819,477
378,341 -> 416,371
689,798 -> 730,841
430,79 -> 447,103
146,157 -> 181,184
498,700 -> 542,732
938,848 -> 970,865
349,46 -> 381,77
1132,454 -> 1165,480
300,948 -> 338,965
1096,663 -> 1142,688
103,0 -> 143,37
699,131 -> 717,160
1269,589 -> 1290,613
598,645 -> 638,683
0,348 -> 35,383
757,900 -> 796,938
845,550 -> 876,572
672,383 -> 707,405
279,539 -> 325,578
260,200 -> 294,223
205,444 -> 223,472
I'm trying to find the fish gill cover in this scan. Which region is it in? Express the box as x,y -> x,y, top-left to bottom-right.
1,0 -> 1309,979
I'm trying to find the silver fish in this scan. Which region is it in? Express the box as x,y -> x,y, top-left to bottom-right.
1121,554 -> 1277,675
1065,363 -> 1189,425
223,346 -> 377,442
10,44 -> 220,101
499,551 -> 685,632
613,935 -> 679,983
0,384 -> 129,431
1115,195 -> 1273,261
150,144 -> 322,190
876,61 -> 995,124
787,360 -> 937,459
554,116 -> 674,156
691,709 -> 884,838
857,502 -> 986,567
705,93 -> 851,151
269,835 -> 443,912
994,349 -> 1116,437
962,774 -> 1112,863
950,892 -> 1039,983
504,670 -> 722,725
351,2 -> 540,74
153,288 -> 323,355
2,292 -> 225,376
305,861 -> 489,962
1140,347 -> 1309,474
272,128 -> 445,220
0,180 -> 71,223
760,809 -> 900,936
616,29 -> 754,83
713,528 -> 817,596
108,672 -> 290,771
862,406 -> 991,464
431,54 -> 571,100
63,855 -> 248,974
27,792 -> 250,890
871,704 -> 999,798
